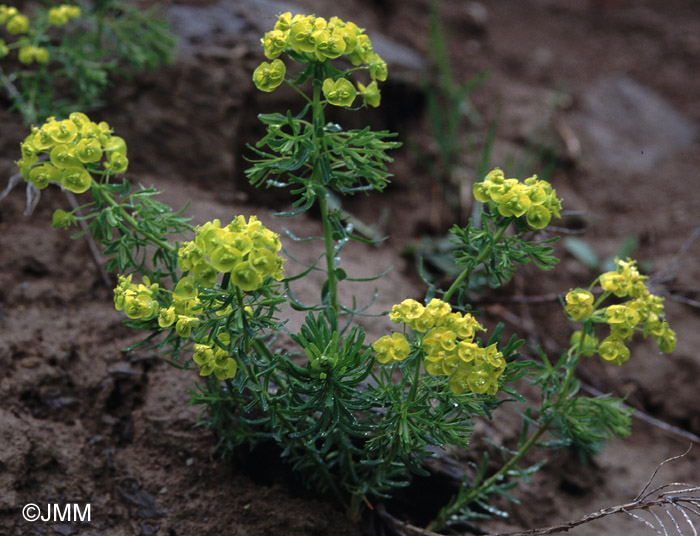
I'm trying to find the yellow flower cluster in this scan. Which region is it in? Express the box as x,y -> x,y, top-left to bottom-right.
565,288 -> 594,321
156,276 -> 204,338
377,298 -> 506,396
178,216 -> 284,292
114,275 -> 160,321
18,45 -> 49,64
47,4 -> 81,27
193,335 -> 238,380
17,113 -> 128,194
113,274 -> 236,379
254,12 -> 387,108
0,4 -> 79,63
473,168 -> 562,229
373,332 -> 411,364
0,5 -> 29,34
566,258 -> 676,365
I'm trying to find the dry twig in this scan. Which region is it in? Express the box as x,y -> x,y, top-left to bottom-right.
377,448 -> 700,536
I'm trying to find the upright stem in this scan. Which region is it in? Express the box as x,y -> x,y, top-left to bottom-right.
311,75 -> 339,315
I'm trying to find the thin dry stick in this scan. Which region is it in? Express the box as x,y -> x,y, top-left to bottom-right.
63,190 -> 112,287
377,450 -> 700,536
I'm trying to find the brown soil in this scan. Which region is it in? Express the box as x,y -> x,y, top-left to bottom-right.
2,1 -> 699,535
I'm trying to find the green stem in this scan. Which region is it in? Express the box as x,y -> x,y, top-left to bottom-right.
442,218 -> 511,303
97,184 -> 175,252
311,74 -> 339,315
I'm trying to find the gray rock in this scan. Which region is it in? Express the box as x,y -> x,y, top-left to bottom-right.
168,0 -> 425,76
568,74 -> 697,173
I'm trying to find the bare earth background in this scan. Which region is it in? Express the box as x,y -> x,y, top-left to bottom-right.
1,0 -> 699,535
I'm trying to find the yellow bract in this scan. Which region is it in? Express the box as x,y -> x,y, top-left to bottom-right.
18,45 -> 49,64
322,78 -> 356,107
193,340 -> 238,380
255,12 -> 388,100
114,275 -> 160,321
252,59 -> 286,92
358,81 -> 381,108
565,288 -> 594,321
177,216 -> 284,292
473,168 -> 562,229
17,114 -> 129,195
381,298 -> 503,395
373,333 -> 411,364
48,4 -> 81,27
566,258 -> 676,365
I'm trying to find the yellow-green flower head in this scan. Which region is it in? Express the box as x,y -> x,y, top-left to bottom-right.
358,81 -> 381,108
19,114 -> 126,194
0,6 -> 17,24
322,77 -> 356,107
158,306 -> 176,328
334,21 -> 358,54
113,274 -> 132,310
249,248 -> 284,281
425,298 -> 452,325
75,138 -> 103,163
600,258 -> 646,298
570,330 -> 598,357
565,288 -> 594,321
48,5 -> 81,26
347,33 -> 373,66
177,241 -> 205,272
48,7 -> 68,26
189,216 -> 283,288
424,348 -> 459,376
49,144 -> 80,169
525,205 -> 552,229
313,27 -> 347,61
262,29 -> 289,59
444,312 -> 484,340
422,326 -> 457,353
0,39 -> 8,58
193,341 -> 238,380
18,46 -> 49,65
373,333 -> 411,364
175,315 -> 199,338
656,323 -> 676,353
60,166 -> 92,194
28,163 -> 60,190
253,59 -> 286,92
231,261 -> 263,292
605,304 -> 639,329
6,13 -> 29,34
46,119 -> 79,144
473,168 -> 562,229
368,54 -> 387,81
120,279 -> 160,321
597,336 -> 630,365
288,17 -> 316,53
192,260 -> 217,287
448,344 -> 505,395
106,151 -> 129,174
497,187 -> 532,218
457,340 -> 479,362
390,298 -> 425,327
274,12 -> 296,32
103,135 -> 127,157
52,208 -> 75,229
173,276 -> 198,300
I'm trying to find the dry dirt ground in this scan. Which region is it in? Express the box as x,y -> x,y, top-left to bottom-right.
1,1 -> 699,535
